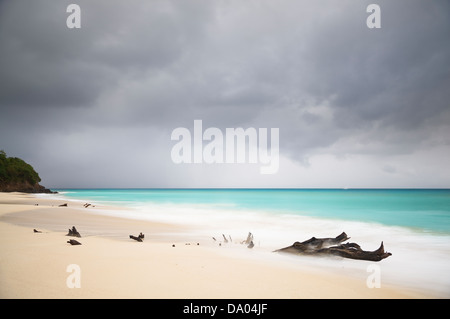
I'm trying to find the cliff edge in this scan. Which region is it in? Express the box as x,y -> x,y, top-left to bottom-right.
0,150 -> 56,193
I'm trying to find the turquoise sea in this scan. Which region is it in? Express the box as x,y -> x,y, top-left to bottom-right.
47,188 -> 450,296
55,188 -> 450,234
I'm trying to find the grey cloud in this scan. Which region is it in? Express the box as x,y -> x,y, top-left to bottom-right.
1,0 -> 449,187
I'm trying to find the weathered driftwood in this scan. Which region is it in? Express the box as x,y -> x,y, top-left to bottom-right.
318,242 -> 391,261
275,232 -> 391,262
130,235 -> 143,242
277,232 -> 349,253
67,239 -> 82,245
222,234 -> 229,243
66,226 -> 81,238
245,232 -> 253,245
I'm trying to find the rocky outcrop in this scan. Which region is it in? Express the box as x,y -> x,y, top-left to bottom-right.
0,150 -> 57,193
0,181 -> 56,193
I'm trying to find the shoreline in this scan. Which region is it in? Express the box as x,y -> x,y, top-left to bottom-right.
0,192 -> 437,299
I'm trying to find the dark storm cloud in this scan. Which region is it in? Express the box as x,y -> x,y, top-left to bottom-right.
329,2 -> 450,132
1,0 -> 449,187
0,1 -> 102,108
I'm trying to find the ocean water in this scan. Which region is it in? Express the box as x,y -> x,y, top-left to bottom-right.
49,188 -> 450,297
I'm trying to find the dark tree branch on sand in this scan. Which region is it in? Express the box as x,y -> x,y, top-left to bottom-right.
66,226 -> 81,238
274,232 -> 392,262
130,235 -> 142,242
129,233 -> 144,242
67,239 -> 82,245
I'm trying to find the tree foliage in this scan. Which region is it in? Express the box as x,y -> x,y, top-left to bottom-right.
0,150 -> 41,186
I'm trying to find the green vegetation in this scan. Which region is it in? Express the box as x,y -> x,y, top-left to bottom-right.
0,150 -> 41,186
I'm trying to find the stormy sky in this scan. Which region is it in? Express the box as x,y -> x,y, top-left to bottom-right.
1,0 -> 449,188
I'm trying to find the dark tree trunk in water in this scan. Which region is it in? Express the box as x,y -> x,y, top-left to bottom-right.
275,232 -> 391,262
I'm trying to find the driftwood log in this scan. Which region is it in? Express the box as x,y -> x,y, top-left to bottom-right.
275,232 -> 391,262
244,232 -> 254,248
245,232 -> 253,245
129,235 -> 142,242
129,233 -> 144,242
66,226 -> 81,238
222,234 -> 229,243
67,239 -> 82,245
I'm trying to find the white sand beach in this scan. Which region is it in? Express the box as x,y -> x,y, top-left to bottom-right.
0,192 -> 435,299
